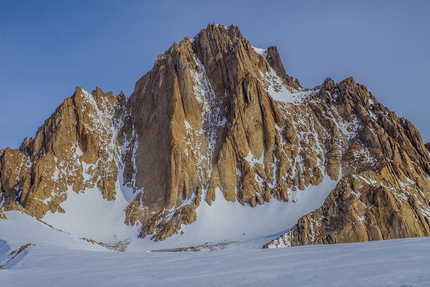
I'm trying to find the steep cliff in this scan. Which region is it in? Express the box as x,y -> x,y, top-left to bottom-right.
264,78 -> 430,247
0,87 -> 125,218
1,24 -> 429,247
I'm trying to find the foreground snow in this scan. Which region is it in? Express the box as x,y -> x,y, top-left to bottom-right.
1,181 -> 428,286
1,211 -> 429,286
1,233 -> 429,286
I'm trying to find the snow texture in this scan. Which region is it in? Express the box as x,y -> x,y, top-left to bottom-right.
1,213 -> 429,287
259,67 -> 313,104
50,175 -> 338,252
252,46 -> 266,57
42,187 -> 140,243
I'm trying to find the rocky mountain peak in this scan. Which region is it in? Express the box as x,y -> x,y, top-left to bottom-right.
1,24 -> 429,248
0,86 -> 124,218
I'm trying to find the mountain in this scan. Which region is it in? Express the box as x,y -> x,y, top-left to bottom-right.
1,24 -> 429,249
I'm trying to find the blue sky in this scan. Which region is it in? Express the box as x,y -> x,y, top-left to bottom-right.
1,1 -> 429,149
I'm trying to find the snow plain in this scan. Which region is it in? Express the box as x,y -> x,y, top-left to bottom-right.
2,209 -> 430,286
1,220 -> 429,287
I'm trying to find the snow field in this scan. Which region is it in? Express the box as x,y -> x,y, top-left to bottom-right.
1,234 -> 429,287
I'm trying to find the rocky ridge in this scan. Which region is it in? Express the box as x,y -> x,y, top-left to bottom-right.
0,88 -> 125,218
1,24 -> 429,246
264,79 -> 430,247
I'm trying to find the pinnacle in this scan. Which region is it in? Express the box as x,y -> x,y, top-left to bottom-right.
339,76 -> 356,86
203,23 -> 239,33
193,23 -> 243,44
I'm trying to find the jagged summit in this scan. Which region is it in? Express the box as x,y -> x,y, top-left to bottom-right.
0,24 -> 429,250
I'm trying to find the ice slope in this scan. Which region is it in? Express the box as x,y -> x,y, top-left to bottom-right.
0,211 -> 106,269
0,211 -> 106,251
1,235 -> 429,287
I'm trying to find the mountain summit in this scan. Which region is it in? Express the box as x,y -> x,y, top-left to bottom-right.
1,24 -> 429,249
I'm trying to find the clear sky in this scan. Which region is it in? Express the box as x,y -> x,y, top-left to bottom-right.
1,0 -> 429,149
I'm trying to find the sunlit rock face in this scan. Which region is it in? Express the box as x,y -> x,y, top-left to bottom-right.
1,24 -> 429,246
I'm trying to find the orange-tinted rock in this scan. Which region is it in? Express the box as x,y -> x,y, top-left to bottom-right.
1,24 -> 429,246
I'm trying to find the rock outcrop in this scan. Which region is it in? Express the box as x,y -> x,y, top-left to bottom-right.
1,23 -> 429,246
0,87 -> 125,219
264,78 -> 430,247
123,24 -> 331,240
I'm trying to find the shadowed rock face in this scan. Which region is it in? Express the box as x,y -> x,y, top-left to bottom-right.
1,24 -> 430,245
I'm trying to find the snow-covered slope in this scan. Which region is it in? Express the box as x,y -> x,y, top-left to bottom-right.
0,211 -> 106,269
42,186 -> 140,243
3,175 -> 337,252
0,211 -> 106,252
126,176 -> 338,251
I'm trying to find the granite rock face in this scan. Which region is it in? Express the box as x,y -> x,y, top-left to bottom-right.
0,87 -> 125,219
264,78 -> 430,247
1,24 -> 429,245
